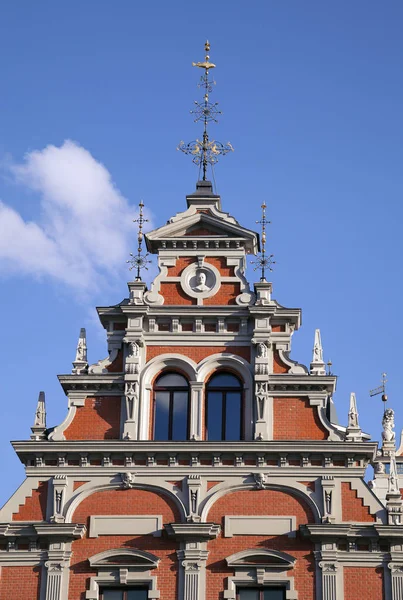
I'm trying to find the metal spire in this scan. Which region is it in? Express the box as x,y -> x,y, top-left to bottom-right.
177,40 -> 233,181
31,391 -> 46,440
251,202 -> 275,281
127,201 -> 151,281
370,372 -> 388,413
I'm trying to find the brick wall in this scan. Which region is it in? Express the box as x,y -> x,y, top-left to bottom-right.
12,481 -> 48,521
0,566 -> 41,598
146,345 -> 251,363
273,349 -> 290,373
206,489 -> 316,599
106,350 -> 123,372
341,482 -> 376,522
344,567 -> 384,600
70,488 -> 180,600
64,397 -> 121,440
273,397 -> 327,440
204,282 -> 240,305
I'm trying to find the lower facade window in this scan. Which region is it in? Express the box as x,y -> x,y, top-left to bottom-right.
237,588 -> 286,600
100,588 -> 148,600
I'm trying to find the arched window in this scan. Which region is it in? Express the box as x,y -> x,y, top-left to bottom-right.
153,372 -> 189,441
206,372 -> 243,441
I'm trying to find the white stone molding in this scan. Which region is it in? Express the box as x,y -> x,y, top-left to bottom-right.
318,562 -> 341,600
224,515 -> 296,538
200,479 -> 321,524
189,381 -> 204,440
386,455 -> 403,525
179,260 -> 222,305
138,354 -> 197,440
310,329 -> 326,376
86,549 -> 160,600
177,547 -> 209,600
226,256 -> 256,306
64,479 -> 187,524
88,348 -> 120,374
50,475 -> 68,523
89,515 -> 162,538
254,281 -> 273,306
186,475 -> 202,522
276,347 -> 307,375
348,478 -> 386,523
144,255 -> 176,306
45,560 -> 69,600
0,477 -> 44,522
224,549 -> 297,599
382,408 -> 397,456
389,563 -> 403,600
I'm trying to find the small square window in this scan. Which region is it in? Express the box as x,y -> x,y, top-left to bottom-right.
101,588 -> 148,600
237,588 -> 286,600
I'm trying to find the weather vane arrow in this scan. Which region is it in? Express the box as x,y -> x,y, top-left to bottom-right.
127,200 -> 151,281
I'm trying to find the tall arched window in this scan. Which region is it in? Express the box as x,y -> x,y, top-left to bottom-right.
206,372 -> 243,441
153,372 -> 189,441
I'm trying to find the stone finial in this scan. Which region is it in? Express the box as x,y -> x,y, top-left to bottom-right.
31,391 -> 46,440
72,328 -> 88,374
310,329 -> 326,376
345,392 -> 363,442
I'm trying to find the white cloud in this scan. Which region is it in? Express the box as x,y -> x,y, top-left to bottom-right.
0,140 -> 149,291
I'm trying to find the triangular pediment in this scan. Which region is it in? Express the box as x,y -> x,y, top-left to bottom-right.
146,210 -> 258,254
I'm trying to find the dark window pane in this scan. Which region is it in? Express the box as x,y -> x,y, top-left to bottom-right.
207,391 -> 223,440
156,373 -> 188,387
208,373 -> 241,387
102,592 -> 123,600
154,391 -> 170,440
225,392 -> 241,440
172,391 -> 188,440
239,590 -> 259,600
263,590 -> 285,600
127,590 -> 148,600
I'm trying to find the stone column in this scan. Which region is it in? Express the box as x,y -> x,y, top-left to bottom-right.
389,564 -> 403,599
189,382 -> 204,440
44,561 -> 68,600
319,562 -> 338,600
177,548 -> 209,600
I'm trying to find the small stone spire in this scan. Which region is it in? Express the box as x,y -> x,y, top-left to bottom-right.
310,329 -> 326,375
345,392 -> 363,442
386,454 -> 403,524
72,328 -> 88,374
382,407 -> 396,456
31,391 -> 46,440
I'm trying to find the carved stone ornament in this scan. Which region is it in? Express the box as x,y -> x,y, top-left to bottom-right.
382,408 -> 396,443
120,472 -> 136,489
180,260 -> 221,303
252,472 -> 267,490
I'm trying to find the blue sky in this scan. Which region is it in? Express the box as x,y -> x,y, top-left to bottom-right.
1,1 -> 403,506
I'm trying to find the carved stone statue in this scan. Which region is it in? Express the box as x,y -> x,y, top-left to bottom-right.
382,409 -> 396,443
127,341 -> 139,358
193,270 -> 209,292
375,462 -> 386,474
257,342 -> 268,359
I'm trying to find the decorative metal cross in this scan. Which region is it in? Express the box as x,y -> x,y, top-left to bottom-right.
251,202 -> 275,281
370,372 -> 388,412
177,41 -> 233,181
127,200 -> 151,281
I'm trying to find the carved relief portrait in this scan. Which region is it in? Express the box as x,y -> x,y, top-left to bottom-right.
180,261 -> 221,304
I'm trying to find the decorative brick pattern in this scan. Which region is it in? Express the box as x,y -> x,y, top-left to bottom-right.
146,345 -> 250,364
341,482 -> 376,522
206,489 -> 315,600
344,567 -> 384,600
64,397 -> 121,440
12,481 -> 48,521
273,397 -> 327,440
70,488 -> 180,600
204,282 -> 240,305
0,566 -> 41,598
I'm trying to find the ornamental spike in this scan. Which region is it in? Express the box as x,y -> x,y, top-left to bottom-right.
72,328 -> 88,374
31,391 -> 46,440
345,392 -> 363,442
310,329 -> 326,376
127,201 -> 151,281
251,202 -> 275,281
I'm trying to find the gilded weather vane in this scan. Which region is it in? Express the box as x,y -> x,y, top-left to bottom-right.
251,202 -> 275,281
127,201 -> 151,281
177,41 -> 233,181
370,372 -> 388,413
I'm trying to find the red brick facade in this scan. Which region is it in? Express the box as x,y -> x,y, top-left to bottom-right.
273,397 -> 328,440
12,481 -> 48,521
344,567 -> 384,600
341,482 -> 376,522
64,397 -> 121,440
